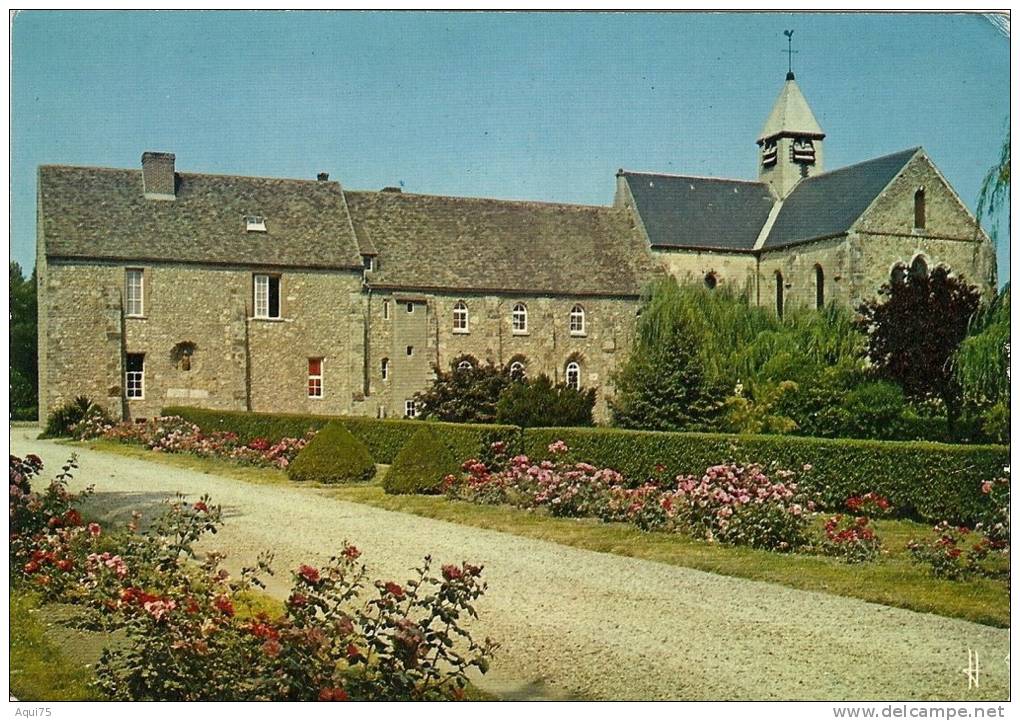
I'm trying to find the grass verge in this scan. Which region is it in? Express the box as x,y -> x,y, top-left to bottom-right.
70,441 -> 1010,628
10,589 -> 104,701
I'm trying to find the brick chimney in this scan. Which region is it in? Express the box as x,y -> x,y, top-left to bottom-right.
141,152 -> 176,200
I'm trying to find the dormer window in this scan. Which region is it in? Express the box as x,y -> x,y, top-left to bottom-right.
762,140 -> 778,167
245,215 -> 267,232
363,255 -> 376,271
792,138 -> 816,164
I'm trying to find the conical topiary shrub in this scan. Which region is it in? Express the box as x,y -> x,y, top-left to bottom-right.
382,426 -> 461,495
287,421 -> 376,484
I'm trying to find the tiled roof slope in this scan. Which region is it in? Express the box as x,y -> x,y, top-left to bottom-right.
345,191 -> 661,297
622,172 -> 776,251
39,166 -> 364,269
762,147 -> 919,249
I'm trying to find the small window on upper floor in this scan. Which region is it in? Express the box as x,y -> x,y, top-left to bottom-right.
254,274 -> 281,319
453,301 -> 469,333
569,305 -> 586,335
125,268 -> 144,317
914,188 -> 926,230
308,358 -> 323,398
245,215 -> 267,232
512,303 -> 528,334
406,345 -> 413,356
381,357 -> 390,380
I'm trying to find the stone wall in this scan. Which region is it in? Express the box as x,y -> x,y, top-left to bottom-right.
652,248 -> 758,298
364,290 -> 641,422
757,236 -> 852,314
38,260 -> 364,421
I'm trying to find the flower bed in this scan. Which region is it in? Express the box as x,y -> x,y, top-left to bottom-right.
73,415 -> 313,470
10,454 -> 496,701
444,441 -> 814,552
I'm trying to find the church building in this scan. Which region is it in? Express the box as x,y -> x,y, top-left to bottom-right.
36,72 -> 997,423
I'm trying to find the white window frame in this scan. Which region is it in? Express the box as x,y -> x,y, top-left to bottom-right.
569,305 -> 585,336
405,399 -> 417,418
125,268 -> 144,317
565,361 -> 581,391
453,301 -> 469,334
509,360 -> 526,379
457,359 -> 473,371
308,358 -> 324,399
245,215 -> 267,232
512,303 -> 528,334
125,353 -> 145,400
254,274 -> 281,319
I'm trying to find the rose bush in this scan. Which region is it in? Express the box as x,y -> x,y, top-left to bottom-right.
907,521 -> 993,580
74,415 -> 313,470
820,514 -> 883,563
10,455 -> 496,701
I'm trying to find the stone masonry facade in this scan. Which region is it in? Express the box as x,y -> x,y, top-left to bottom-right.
36,74 -> 996,424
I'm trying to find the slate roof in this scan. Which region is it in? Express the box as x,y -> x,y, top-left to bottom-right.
621,172 -> 776,251
761,147 -> 919,249
758,77 -> 825,142
344,191 -> 661,297
38,166 -> 364,270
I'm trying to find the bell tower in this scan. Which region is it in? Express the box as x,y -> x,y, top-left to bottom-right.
757,37 -> 825,198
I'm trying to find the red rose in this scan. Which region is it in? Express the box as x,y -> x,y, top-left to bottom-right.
287,593 -> 308,608
341,545 -> 361,560
213,595 -> 235,617
23,560 -> 39,574
63,509 -> 82,527
298,564 -> 320,584
346,643 -> 363,662
193,501 -> 209,513
47,516 -> 62,529
318,687 -> 349,702
383,581 -> 404,599
56,559 -> 73,572
87,522 -> 102,537
441,564 -> 463,581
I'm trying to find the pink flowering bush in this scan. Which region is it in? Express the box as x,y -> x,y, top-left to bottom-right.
10,454 -> 495,701
78,416 -> 313,470
976,471 -> 1009,551
907,522 -> 994,580
446,442 -> 815,549
820,514 -> 883,563
671,464 -> 814,551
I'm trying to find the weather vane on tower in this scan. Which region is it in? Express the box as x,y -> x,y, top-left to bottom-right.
783,29 -> 798,79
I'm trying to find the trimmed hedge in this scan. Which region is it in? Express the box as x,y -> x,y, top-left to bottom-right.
522,427 -> 1008,525
163,407 -> 520,465
287,422 -> 376,484
383,427 -> 461,495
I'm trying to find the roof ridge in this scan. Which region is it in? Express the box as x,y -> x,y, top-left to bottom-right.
621,169 -> 765,186
346,189 -> 614,211
40,163 -> 342,186
800,147 -> 921,182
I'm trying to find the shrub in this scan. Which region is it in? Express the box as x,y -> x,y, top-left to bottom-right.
521,426 -> 1007,524
672,463 -> 812,551
43,396 -> 111,438
414,358 -> 511,423
165,407 -> 521,466
820,515 -> 883,563
383,427 -> 462,495
287,422 -> 375,484
907,522 -> 993,580
495,374 -> 595,428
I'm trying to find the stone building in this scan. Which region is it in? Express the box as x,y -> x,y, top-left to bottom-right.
36,73 -> 996,423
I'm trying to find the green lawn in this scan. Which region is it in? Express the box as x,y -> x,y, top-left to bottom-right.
68,440 -> 1010,628
10,589 -> 106,701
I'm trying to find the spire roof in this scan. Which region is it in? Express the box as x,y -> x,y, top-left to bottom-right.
757,76 -> 824,143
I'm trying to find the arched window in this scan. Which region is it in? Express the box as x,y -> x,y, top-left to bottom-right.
814,265 -> 825,309
509,360 -> 526,379
569,305 -> 585,335
914,188 -> 926,230
775,271 -> 784,319
565,361 -> 581,390
381,357 -> 389,381
456,359 -> 473,372
512,303 -> 528,334
453,301 -> 469,333
909,255 -> 929,280
171,341 -> 196,372
891,263 -> 907,285
704,272 -> 718,290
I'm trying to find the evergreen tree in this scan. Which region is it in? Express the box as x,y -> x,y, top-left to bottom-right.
9,262 -> 38,414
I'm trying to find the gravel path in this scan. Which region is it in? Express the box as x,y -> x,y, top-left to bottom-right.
11,427 -> 1009,701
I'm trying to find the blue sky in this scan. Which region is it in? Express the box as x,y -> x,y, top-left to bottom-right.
10,11 -> 1010,282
